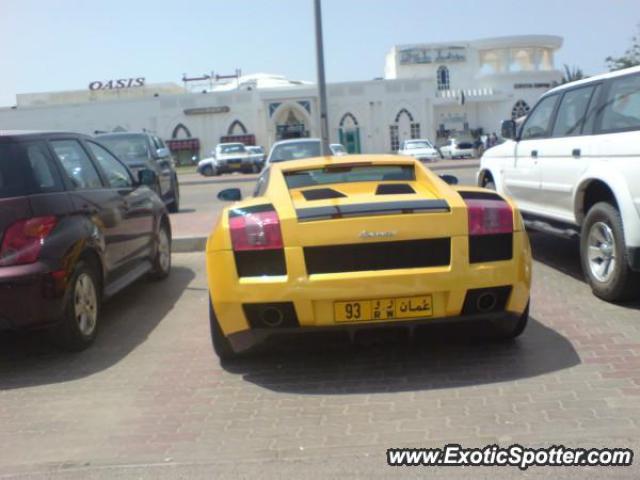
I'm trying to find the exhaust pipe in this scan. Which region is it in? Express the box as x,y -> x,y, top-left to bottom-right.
476,292 -> 497,313
261,307 -> 284,327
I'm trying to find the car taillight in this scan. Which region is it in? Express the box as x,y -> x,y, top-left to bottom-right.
229,210 -> 283,251
0,216 -> 58,266
464,199 -> 513,235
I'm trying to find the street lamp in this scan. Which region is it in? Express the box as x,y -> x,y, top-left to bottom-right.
314,0 -> 331,156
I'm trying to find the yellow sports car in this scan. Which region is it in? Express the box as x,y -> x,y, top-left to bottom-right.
206,154 -> 531,359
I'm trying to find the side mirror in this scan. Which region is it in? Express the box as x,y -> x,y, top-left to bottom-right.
155,147 -> 170,159
138,168 -> 157,187
501,119 -> 517,140
217,188 -> 242,202
439,174 -> 458,185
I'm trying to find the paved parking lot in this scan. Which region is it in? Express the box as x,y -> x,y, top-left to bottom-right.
1,172 -> 640,479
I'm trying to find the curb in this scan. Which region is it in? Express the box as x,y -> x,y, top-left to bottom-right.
173,236 -> 207,253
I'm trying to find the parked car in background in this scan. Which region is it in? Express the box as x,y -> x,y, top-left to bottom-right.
267,138 -> 346,164
246,146 -> 266,170
96,132 -> 180,212
197,143 -> 258,176
330,143 -> 348,156
208,154 -> 531,359
439,138 -> 476,159
478,65 -> 640,301
267,138 -> 323,164
0,131 -> 172,350
397,139 -> 440,162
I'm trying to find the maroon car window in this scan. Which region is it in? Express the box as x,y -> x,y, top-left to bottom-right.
51,140 -> 103,190
87,141 -> 133,189
0,141 -> 63,198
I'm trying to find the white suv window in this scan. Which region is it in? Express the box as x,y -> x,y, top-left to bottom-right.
552,86 -> 595,137
600,74 -> 640,133
520,95 -> 559,140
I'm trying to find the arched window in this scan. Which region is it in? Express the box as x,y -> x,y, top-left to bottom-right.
511,100 -> 531,120
227,120 -> 248,135
437,66 -> 450,91
171,123 -> 191,139
390,108 -> 420,151
339,112 -> 359,128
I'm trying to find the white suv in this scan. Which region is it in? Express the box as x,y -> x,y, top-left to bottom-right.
479,66 -> 640,301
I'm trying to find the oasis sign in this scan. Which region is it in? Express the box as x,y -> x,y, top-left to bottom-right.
88,77 -> 145,91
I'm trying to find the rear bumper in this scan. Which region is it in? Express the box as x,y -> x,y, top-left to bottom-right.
217,161 -> 253,173
0,261 -> 66,330
226,309 -> 522,352
207,231 -> 531,339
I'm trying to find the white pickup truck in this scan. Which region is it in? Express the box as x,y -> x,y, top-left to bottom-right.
478,66 -> 640,301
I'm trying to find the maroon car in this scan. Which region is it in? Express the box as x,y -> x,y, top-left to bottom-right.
0,131 -> 172,350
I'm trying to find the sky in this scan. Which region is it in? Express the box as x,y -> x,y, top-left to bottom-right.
0,0 -> 639,107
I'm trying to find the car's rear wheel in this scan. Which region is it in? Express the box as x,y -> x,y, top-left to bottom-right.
580,202 -> 638,301
51,260 -> 100,351
209,296 -> 237,361
149,221 -> 171,280
490,302 -> 529,340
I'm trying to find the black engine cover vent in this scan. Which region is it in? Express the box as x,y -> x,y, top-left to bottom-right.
301,188 -> 347,201
375,184 -> 415,195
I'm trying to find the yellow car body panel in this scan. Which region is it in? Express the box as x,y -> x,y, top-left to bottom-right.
206,154 -> 531,348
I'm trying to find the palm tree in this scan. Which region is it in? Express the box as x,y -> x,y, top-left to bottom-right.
561,64 -> 586,84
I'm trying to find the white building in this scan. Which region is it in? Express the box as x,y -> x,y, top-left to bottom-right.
0,35 -> 562,163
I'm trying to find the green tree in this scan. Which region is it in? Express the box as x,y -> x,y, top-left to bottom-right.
561,64 -> 585,84
606,23 -> 640,71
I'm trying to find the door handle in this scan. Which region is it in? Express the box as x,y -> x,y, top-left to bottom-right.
572,148 -> 581,158
531,150 -> 538,158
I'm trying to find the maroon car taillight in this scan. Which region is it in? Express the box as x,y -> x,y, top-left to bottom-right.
463,199 -> 514,263
229,207 -> 286,277
0,216 -> 58,266
229,210 -> 283,251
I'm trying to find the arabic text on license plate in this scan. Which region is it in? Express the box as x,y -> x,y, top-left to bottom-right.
334,295 -> 432,322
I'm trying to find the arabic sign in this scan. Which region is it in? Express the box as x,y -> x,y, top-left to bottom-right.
89,78 -> 145,91
399,46 -> 466,65
184,106 -> 230,115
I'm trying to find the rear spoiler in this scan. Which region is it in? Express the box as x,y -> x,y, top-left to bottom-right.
296,199 -> 449,222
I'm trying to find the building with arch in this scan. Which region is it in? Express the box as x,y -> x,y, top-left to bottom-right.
0,35 -> 563,159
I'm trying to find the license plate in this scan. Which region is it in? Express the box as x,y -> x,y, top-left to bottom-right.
334,295 -> 432,322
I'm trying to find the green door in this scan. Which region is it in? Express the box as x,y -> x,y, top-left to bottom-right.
341,128 -> 361,153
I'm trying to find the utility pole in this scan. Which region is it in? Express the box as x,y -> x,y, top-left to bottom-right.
314,0 -> 331,156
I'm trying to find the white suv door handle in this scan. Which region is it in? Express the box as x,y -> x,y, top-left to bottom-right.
572,148 -> 581,158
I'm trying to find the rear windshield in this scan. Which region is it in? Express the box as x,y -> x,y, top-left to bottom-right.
270,142 -> 321,162
98,135 -> 149,162
220,144 -> 246,154
0,141 -> 63,199
284,164 -> 415,189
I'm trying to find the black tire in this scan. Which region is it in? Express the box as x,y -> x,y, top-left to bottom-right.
50,260 -> 100,351
202,165 -> 214,177
209,296 -> 237,361
490,302 -> 529,340
149,220 -> 171,280
167,177 -> 180,213
580,202 -> 638,301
